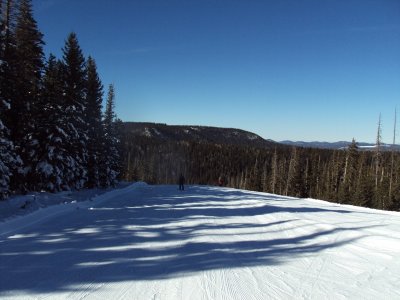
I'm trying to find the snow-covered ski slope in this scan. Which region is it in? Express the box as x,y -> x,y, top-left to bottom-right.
1,183 -> 399,300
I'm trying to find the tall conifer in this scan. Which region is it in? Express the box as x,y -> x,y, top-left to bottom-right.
0,0 -> 21,197
85,56 -> 104,188
34,54 -> 71,191
10,0 -> 45,190
100,84 -> 120,187
0,0 -> 12,197
61,32 -> 88,189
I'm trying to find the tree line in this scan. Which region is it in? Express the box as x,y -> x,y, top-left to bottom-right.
0,0 -> 121,199
122,135 -> 400,211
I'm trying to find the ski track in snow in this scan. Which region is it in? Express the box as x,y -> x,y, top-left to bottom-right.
0,183 -> 400,299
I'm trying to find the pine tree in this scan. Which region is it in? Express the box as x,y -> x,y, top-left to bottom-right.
0,0 -> 21,198
338,138 -> 359,203
1,0 -> 17,133
100,84 -> 120,187
248,155 -> 261,191
270,149 -> 278,194
10,0 -> 45,190
85,56 -> 104,188
61,32 -> 88,189
33,54 -> 71,191
285,147 -> 298,196
114,117 -> 125,178
261,160 -> 269,192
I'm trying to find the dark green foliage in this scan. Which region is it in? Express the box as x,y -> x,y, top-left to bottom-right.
0,0 -> 21,198
85,56 -> 104,188
1,0 -> 18,134
33,54 -> 71,191
61,32 -> 88,189
1,0 -> 44,192
12,0 -> 44,167
338,139 -> 359,203
99,84 -> 120,187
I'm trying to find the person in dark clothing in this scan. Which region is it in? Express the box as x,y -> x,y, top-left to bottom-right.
179,174 -> 185,191
218,176 -> 224,187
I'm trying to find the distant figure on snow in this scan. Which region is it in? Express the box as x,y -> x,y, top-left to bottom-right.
179,174 -> 185,191
218,176 -> 225,187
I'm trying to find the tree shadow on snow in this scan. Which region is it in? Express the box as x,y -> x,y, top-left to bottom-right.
0,185 -> 380,294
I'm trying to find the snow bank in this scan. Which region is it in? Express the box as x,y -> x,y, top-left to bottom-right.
0,182 -> 147,238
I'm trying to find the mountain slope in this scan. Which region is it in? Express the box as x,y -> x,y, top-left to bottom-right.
1,184 -> 399,299
123,122 -> 278,148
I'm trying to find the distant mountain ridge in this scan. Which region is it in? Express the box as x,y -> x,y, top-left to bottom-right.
122,122 -> 400,151
280,140 -> 400,151
123,122 -> 278,148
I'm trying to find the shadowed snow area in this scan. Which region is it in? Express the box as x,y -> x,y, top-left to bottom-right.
1,183 -> 399,299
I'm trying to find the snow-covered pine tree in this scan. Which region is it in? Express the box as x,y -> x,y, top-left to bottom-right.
11,0 -> 45,191
85,56 -> 104,188
0,1 -> 18,130
99,84 -> 120,187
0,114 -> 16,199
61,32 -> 88,190
0,0 -> 21,198
33,54 -> 72,192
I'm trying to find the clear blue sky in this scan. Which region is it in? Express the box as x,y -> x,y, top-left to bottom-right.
32,0 -> 400,143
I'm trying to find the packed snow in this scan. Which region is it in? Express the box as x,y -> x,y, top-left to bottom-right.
0,183 -> 399,299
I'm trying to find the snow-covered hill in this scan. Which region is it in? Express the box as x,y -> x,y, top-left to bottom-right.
1,184 -> 399,299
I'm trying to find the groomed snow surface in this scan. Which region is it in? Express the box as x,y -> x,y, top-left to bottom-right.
1,183 -> 400,299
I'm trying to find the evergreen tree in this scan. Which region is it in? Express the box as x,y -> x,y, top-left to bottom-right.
100,84 -> 120,187
285,147 -> 298,196
338,138 -> 359,203
248,155 -> 261,191
114,117 -> 125,179
0,0 -> 21,198
33,54 -> 71,191
11,0 -> 45,190
355,171 -> 374,208
1,0 -> 17,132
270,149 -> 278,194
85,56 -> 104,188
61,32 -> 88,189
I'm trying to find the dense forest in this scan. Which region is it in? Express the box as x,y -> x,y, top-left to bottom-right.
0,0 -> 121,199
121,131 -> 400,211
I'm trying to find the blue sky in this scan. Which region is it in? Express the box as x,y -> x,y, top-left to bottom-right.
32,0 -> 400,143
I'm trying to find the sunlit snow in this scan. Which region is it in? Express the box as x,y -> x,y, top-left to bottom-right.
0,183 -> 399,299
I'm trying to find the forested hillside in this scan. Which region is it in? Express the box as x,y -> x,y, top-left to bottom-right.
123,122 -> 278,148
0,0 -> 120,199
121,124 -> 400,211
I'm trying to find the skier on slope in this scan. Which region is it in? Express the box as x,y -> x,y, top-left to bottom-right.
178,174 -> 185,191
218,176 -> 225,187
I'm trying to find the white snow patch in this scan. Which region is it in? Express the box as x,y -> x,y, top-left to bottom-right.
152,128 -> 162,136
143,127 -> 152,137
